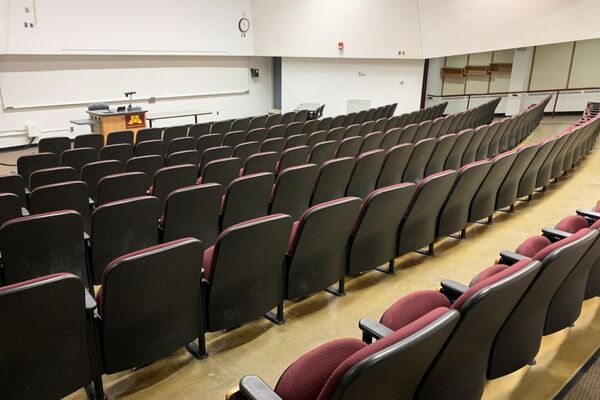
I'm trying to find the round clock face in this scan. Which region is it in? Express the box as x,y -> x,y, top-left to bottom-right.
239,17 -> 250,33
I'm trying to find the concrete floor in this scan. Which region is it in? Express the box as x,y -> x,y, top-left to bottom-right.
4,115 -> 599,400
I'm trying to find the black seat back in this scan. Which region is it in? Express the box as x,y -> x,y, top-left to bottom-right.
278,145 -> 310,172
91,196 -> 160,284
469,151 -> 517,223
345,150 -> 386,199
74,134 -> 103,156
233,141 -> 260,162
99,238 -> 204,373
201,158 -> 243,188
270,164 -> 319,220
206,214 -> 292,331
402,138 -> 436,183
376,144 -> 413,188
162,184 -> 223,245
167,137 -> 196,155
136,128 -> 162,143
107,130 -> 134,145
200,146 -> 233,172
163,126 -> 188,143
286,197 -> 361,299
437,161 -> 492,238
0,174 -> 27,207
221,173 -> 275,231
60,147 -> 97,174
166,149 -> 202,167
247,128 -> 268,143
496,144 -> 538,210
152,165 -> 199,213
29,166 -> 77,191
424,134 -> 457,176
39,136 -> 71,157
267,124 -> 286,139
397,170 -> 457,256
81,160 -> 123,200
17,153 -> 58,189
445,129 -> 474,170
0,274 -> 93,399
100,143 -> 134,164
308,140 -> 337,166
96,172 -> 148,207
29,181 -> 91,234
311,157 -> 355,205
0,193 -> 22,227
135,139 -> 167,157
243,152 -> 278,175
0,211 -> 87,284
125,155 -> 164,188
348,183 -> 416,275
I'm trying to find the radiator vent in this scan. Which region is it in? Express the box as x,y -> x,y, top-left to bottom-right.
346,99 -> 371,113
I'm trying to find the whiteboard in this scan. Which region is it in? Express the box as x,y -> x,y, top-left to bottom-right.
0,59 -> 250,109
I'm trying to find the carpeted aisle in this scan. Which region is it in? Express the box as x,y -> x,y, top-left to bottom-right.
554,347 -> 600,400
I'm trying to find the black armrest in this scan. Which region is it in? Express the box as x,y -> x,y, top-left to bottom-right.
499,250 -> 527,265
358,318 -> 393,343
85,290 -> 97,311
542,227 -> 571,242
239,375 -> 282,400
576,209 -> 600,221
440,279 -> 469,302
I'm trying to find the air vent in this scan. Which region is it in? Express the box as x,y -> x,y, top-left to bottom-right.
347,99 -> 371,113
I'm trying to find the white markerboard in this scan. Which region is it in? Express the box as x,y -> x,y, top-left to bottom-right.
0,60 -> 250,109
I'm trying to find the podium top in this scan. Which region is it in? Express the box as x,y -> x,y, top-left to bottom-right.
87,109 -> 147,117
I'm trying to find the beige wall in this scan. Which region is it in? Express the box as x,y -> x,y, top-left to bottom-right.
528,38 -> 600,90
440,50 -> 514,96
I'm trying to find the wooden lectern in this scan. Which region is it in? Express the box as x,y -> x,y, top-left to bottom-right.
86,109 -> 148,140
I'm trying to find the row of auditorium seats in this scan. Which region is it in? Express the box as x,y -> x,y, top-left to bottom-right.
0,98 -> 596,333
0,102 -> 597,399
4,97 -> 544,240
36,102 -> 403,159
3,197 -> 599,400
12,97 -> 515,215
0,96 -> 562,292
229,200 -> 600,400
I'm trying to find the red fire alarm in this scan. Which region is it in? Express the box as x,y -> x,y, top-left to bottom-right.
338,42 -> 344,50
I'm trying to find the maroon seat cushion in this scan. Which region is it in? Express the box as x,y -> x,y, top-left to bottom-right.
452,258 -> 533,310
380,290 -> 451,331
555,215 -> 590,233
530,228 -> 593,261
318,307 -> 450,400
591,219 -> 600,230
287,220 -> 300,252
516,236 -> 552,258
202,245 -> 215,282
471,264 -> 510,286
275,338 -> 367,400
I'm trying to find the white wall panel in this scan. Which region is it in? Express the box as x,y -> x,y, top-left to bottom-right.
0,56 -> 272,147
419,0 -> 600,58
281,58 -> 424,117
6,0 -> 253,55
252,0 -> 423,59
